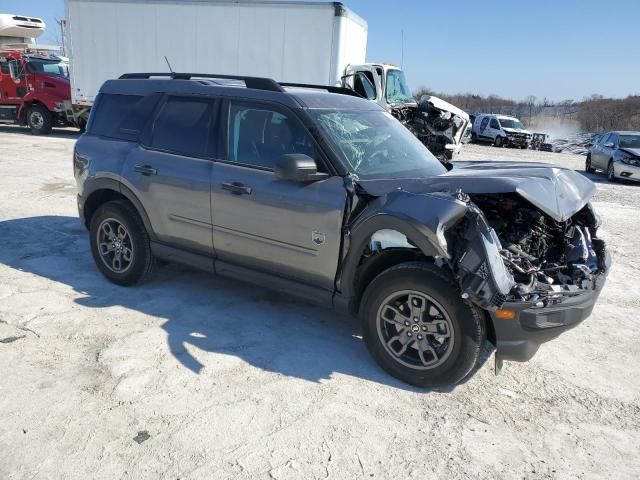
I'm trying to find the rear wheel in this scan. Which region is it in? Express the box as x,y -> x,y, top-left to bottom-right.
27,105 -> 52,135
89,201 -> 155,286
471,133 -> 478,144
360,262 -> 485,388
585,155 -> 595,173
607,161 -> 616,182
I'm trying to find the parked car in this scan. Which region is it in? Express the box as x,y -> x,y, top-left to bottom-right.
471,114 -> 532,148
586,131 -> 640,182
74,73 -> 609,388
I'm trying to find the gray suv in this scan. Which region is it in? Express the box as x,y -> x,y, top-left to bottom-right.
74,73 -> 610,388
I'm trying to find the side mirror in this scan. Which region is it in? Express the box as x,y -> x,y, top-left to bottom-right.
275,154 -> 328,183
604,142 -> 614,148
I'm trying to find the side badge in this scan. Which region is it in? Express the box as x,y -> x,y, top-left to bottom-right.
312,231 -> 326,246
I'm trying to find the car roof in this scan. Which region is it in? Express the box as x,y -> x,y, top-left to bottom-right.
99,78 -> 382,112
609,131 -> 640,135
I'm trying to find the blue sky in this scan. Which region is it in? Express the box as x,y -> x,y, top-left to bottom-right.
5,0 -> 639,101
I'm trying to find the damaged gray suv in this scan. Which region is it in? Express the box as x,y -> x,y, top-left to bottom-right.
74,73 -> 610,388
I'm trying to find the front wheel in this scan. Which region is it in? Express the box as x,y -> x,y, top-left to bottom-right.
495,136 -> 504,148
607,161 -> 616,182
27,105 -> 53,135
585,155 -> 595,173
360,262 -> 485,388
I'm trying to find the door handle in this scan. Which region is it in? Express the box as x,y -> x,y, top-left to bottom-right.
134,164 -> 157,176
221,182 -> 252,195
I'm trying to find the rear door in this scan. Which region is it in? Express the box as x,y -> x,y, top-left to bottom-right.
210,99 -> 346,290
593,133 -> 610,169
122,95 -> 218,256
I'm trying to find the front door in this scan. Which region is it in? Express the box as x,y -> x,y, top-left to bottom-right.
211,100 -> 346,290
122,95 -> 218,255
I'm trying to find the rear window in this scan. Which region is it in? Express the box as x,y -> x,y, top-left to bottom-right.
149,97 -> 213,157
89,93 -> 159,141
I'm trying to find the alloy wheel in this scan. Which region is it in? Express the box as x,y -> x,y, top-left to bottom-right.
96,218 -> 134,273
376,290 -> 455,370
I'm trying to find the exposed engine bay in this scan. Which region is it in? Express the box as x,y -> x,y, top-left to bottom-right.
460,194 -> 607,306
390,96 -> 469,162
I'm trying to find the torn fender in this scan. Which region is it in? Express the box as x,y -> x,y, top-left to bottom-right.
337,190 -> 468,296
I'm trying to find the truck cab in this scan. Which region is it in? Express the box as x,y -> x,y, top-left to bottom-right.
342,63 -> 470,162
0,50 -> 73,134
0,13 -> 74,134
343,63 -> 415,111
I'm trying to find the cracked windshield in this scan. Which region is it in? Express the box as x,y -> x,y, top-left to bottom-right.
311,110 -> 445,179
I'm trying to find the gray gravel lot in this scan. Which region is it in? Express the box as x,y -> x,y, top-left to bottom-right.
0,127 -> 638,479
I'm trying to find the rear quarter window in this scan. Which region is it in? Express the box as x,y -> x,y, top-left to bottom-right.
89,93 -> 159,141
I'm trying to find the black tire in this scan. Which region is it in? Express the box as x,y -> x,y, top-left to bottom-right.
89,200 -> 155,286
360,262 -> 485,388
606,160 -> 616,182
494,136 -> 504,148
27,105 -> 53,135
585,155 -> 595,173
471,133 -> 477,144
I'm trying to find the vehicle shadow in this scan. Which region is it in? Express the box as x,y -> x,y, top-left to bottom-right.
0,125 -> 80,139
0,215 -> 492,391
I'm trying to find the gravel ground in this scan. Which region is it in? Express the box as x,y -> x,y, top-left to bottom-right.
0,127 -> 638,479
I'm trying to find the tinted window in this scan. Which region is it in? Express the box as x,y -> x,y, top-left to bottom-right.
480,117 -> 489,131
0,62 -> 9,74
599,133 -> 611,145
228,102 -> 315,169
607,133 -> 618,147
490,118 -> 500,129
90,93 -> 158,140
150,97 -> 212,157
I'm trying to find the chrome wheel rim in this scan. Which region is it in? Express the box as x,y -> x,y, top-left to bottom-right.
96,218 -> 134,273
376,290 -> 455,370
30,111 -> 44,129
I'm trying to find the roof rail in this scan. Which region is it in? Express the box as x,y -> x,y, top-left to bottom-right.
118,72 -> 284,92
117,73 -> 364,98
279,82 -> 362,98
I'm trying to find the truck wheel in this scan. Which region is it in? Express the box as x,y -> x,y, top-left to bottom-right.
360,262 -> 485,389
89,200 -> 155,286
494,136 -> 504,148
27,105 -> 53,135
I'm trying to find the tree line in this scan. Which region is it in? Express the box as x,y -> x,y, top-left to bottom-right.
414,87 -> 640,132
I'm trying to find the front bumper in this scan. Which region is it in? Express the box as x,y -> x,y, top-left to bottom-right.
613,161 -> 640,182
490,256 -> 609,362
506,136 -> 530,147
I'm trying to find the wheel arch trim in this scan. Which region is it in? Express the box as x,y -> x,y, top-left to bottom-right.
82,178 -> 157,241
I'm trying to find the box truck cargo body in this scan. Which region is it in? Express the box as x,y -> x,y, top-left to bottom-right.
64,0 -> 367,105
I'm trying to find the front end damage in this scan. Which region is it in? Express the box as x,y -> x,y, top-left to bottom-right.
355,162 -> 610,363
390,96 -> 470,163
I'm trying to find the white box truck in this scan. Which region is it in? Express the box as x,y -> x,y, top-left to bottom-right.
64,0 -> 468,161
64,0 -> 367,106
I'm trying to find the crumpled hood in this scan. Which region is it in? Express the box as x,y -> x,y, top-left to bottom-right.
620,147 -> 640,157
357,161 -> 596,222
502,127 -> 531,135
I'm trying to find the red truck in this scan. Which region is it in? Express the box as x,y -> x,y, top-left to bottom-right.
0,49 -> 76,134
